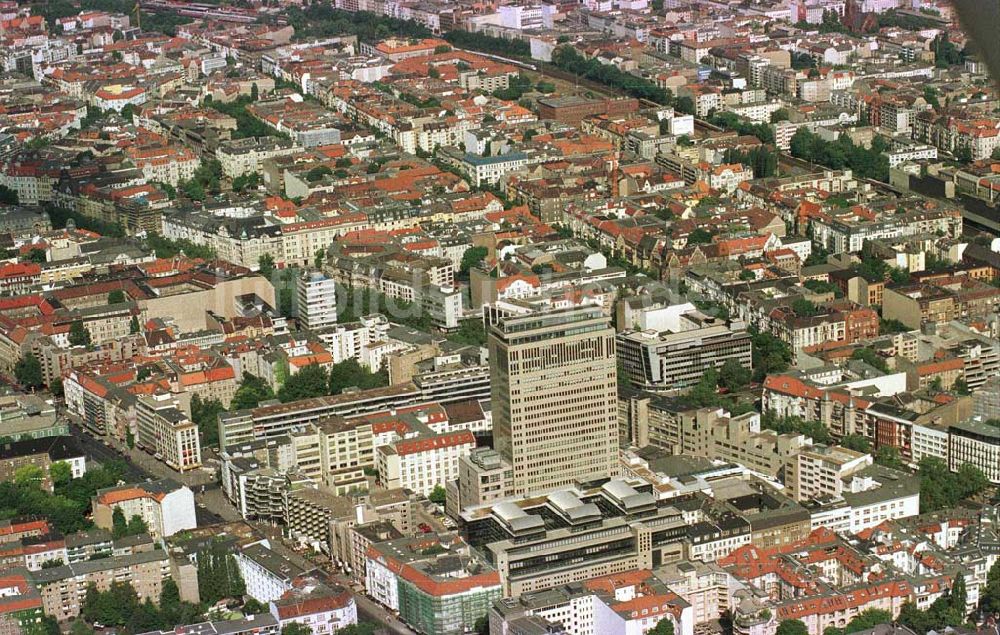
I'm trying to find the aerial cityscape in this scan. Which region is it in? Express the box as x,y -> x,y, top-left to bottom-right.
0,0 -> 998,634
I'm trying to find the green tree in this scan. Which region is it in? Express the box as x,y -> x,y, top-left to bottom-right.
243,597 -> 267,614
306,165 -> 333,182
40,615 -> 61,635
231,373 -> 275,410
776,620 -> 810,635
791,298 -> 819,317
277,363 -> 329,402
14,465 -> 45,487
127,514 -> 148,536
982,558 -> 1000,615
770,108 -> 790,123
875,446 -> 904,469
69,618 -> 92,635
314,248 -> 326,270
429,484 -> 447,505
751,330 -> 793,382
851,347 -> 888,372
839,435 -> 871,453
258,254 -> 275,279
687,228 -> 713,245
459,246 -> 489,279
841,609 -> 893,634
69,320 -> 92,347
24,248 -> 47,264
328,359 -> 387,394
111,507 -> 128,538
0,184 -> 19,205
108,289 -> 126,304
649,618 -> 675,635
14,353 -> 43,389
50,377 -> 63,398
191,394 -> 225,448
718,358 -> 751,392
130,314 -> 141,334
282,623 -> 313,635
49,461 -> 72,488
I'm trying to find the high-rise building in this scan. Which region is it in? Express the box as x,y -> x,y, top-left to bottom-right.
487,301 -> 619,496
296,271 -> 338,330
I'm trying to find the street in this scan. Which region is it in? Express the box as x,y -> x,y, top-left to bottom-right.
70,420 -> 412,634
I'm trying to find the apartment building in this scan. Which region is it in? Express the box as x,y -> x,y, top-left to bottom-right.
288,416 -> 374,495
296,271 -> 338,330
270,581 -> 358,634
29,549 -> 171,622
447,447 -> 513,517
365,534 -> 502,635
0,436 -> 86,492
488,301 -> 619,496
285,488 -> 354,554
0,570 -> 44,635
135,393 -> 202,472
784,445 -> 873,502
376,430 -> 475,497
91,479 -> 196,540
234,542 -> 305,603
216,136 -> 300,178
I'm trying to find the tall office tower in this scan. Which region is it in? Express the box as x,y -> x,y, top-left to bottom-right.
487,301 -> 619,496
296,271 -> 338,329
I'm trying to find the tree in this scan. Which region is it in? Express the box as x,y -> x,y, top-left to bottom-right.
687,228 -> 713,245
955,145 -> 973,163
874,445 -> 904,469
776,620 -> 809,635
127,514 -> 148,536
674,96 -> 695,115
314,248 -> 326,270
328,359 -> 387,395
69,619 -> 92,635
50,377 -> 63,398
49,461 -> 72,488
0,184 -> 18,205
24,248 -> 47,264
791,298 -> 819,317
250,82 -> 259,101
278,363 -> 329,402
69,320 -> 92,347
918,456 -> 988,513
258,254 -> 275,279
718,358 -> 751,392
306,165 -> 333,182
751,329 -> 792,382
282,624 -> 313,635
112,507 -> 129,539
851,347 -> 888,372
982,557 -> 1000,615
951,573 -> 967,617
649,618 -> 675,635
108,289 -> 126,304
839,435 -> 871,453
14,353 -> 43,389
770,108 -> 790,123
459,246 -> 489,279
243,597 -> 267,614
130,315 -> 141,334
231,373 -> 275,410
191,394 -> 225,448
429,484 -> 446,505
